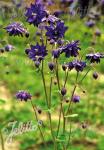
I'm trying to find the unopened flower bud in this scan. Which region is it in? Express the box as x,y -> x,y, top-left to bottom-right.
72,95 -> 80,103
93,72 -> 98,79
35,61 -> 40,68
61,87 -> 67,96
48,62 -> 55,71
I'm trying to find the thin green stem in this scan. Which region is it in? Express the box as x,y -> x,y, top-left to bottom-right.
49,76 -> 53,107
79,68 -> 91,84
41,60 -> 49,106
65,72 -> 79,149
30,100 -> 46,147
66,72 -> 79,115
64,70 -> 69,88
41,61 -> 57,150
0,130 -> 5,150
49,76 -> 57,150
66,119 -> 72,149
55,60 -> 65,139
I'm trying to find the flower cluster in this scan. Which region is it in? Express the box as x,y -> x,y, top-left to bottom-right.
45,20 -> 68,41
25,43 -> 48,66
68,60 -> 86,72
5,22 -> 28,37
86,53 -> 104,63
16,91 -> 32,102
25,2 -> 47,26
60,40 -> 81,57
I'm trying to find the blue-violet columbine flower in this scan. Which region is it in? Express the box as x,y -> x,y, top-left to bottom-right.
16,91 -> 32,101
45,20 -> 68,41
86,53 -> 104,63
68,60 -> 86,72
25,2 -> 47,26
5,22 -> 27,37
48,62 -> 55,71
5,44 -> 14,52
93,72 -> 98,79
60,40 -> 81,57
72,95 -> 80,103
26,43 -> 48,62
42,15 -> 59,24
52,49 -> 60,59
85,20 -> 95,28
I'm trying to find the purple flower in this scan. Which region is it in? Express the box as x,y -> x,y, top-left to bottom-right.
62,64 -> 68,71
86,53 -> 104,63
5,44 -> 14,52
25,2 -> 47,26
45,21 -> 68,41
5,22 -> 27,37
68,60 -> 86,72
72,95 -> 80,103
52,50 -> 60,58
16,91 -> 32,102
42,15 -> 60,24
60,40 -> 81,57
93,72 -> 98,79
61,87 -> 67,96
54,10 -> 64,17
95,29 -> 101,37
85,20 -> 95,28
26,43 -> 48,62
35,61 -> 40,68
48,62 -> 55,71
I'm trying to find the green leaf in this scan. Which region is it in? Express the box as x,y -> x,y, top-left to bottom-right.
0,99 -> 6,105
56,134 -> 66,143
64,114 -> 78,118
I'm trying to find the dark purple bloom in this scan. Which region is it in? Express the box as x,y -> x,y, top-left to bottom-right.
48,62 -> 55,71
68,60 -> 86,72
35,61 -> 40,68
26,43 -> 48,62
72,95 -> 80,103
60,40 -> 81,57
52,50 -> 60,58
61,87 -> 67,96
62,64 -> 68,71
85,20 -> 95,27
5,44 -> 14,52
25,32 -> 30,38
93,72 -> 98,79
86,53 -> 104,63
5,22 -> 27,37
57,39 -> 64,46
50,39 -> 55,45
0,48 -> 5,53
95,29 -> 101,37
54,10 -> 64,17
42,15 -> 59,24
45,21 -> 68,41
16,91 -> 32,102
25,2 -> 47,26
